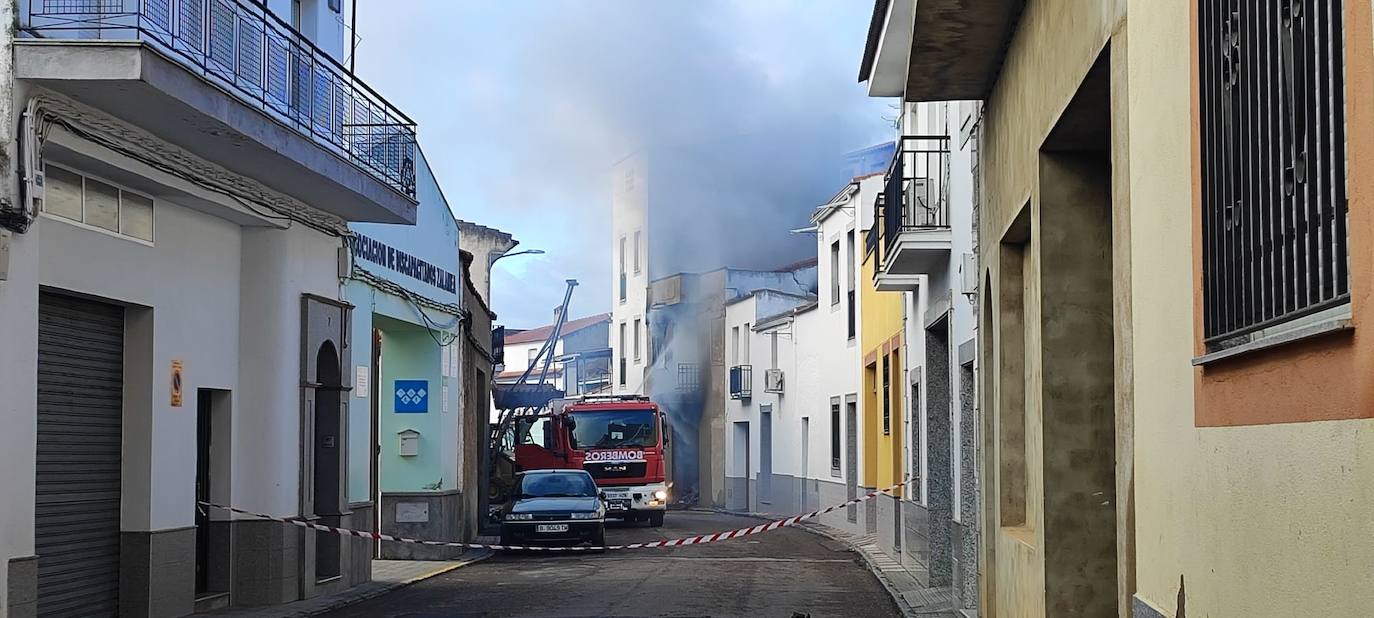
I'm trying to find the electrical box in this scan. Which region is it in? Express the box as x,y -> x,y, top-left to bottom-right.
960,252 -> 977,297
398,429 -> 420,457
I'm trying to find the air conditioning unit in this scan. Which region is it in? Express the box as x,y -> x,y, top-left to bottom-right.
764,368 -> 784,394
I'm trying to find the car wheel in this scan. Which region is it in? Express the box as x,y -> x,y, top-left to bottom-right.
592,525 -> 606,552
649,512 -> 664,527
499,529 -> 516,550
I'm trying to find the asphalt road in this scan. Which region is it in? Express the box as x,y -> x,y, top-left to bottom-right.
320,510 -> 900,618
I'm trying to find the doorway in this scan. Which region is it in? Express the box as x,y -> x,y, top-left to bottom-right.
35,292 -> 124,616
845,397 -> 858,523
195,389 -> 232,598
759,406 -> 773,506
732,421 -> 750,510
368,327 -> 382,557
1038,48 -> 1117,613
313,341 -> 343,582
800,417 -> 810,512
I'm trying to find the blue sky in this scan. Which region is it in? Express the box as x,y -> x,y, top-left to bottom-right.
353,1 -> 893,329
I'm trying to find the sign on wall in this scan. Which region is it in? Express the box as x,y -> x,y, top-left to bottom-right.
394,380 -> 429,413
352,233 -> 457,294
170,359 -> 183,407
356,366 -> 370,397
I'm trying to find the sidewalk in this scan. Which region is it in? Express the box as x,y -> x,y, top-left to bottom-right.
795,522 -> 960,618
203,551 -> 493,617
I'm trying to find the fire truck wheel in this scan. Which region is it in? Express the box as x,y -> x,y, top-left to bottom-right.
649,512 -> 664,527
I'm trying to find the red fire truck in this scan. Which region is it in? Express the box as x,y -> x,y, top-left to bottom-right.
513,394 -> 671,526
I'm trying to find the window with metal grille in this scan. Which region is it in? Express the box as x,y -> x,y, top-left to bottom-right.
1198,0 -> 1349,347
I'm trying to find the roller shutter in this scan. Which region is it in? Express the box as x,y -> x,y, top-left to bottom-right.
35,292 -> 124,617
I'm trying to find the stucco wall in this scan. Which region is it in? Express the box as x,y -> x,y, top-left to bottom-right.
975,1 -> 1125,615
1130,0 -> 1374,616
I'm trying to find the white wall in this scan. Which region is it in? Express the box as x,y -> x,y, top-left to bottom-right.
238,223 -> 343,515
611,153 -> 649,395
37,199 -> 245,532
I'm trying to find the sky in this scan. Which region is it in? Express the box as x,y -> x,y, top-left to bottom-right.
352,1 -> 894,330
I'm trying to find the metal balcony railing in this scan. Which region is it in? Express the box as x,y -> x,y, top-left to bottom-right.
728,364 -> 752,400
25,0 -> 417,198
874,135 -> 950,269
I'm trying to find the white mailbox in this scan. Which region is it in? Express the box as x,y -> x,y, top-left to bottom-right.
397,429 -> 420,457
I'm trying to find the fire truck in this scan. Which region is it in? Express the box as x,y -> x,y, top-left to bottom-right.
512,394 -> 670,526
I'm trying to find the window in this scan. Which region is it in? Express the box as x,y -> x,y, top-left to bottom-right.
829,240 -> 841,304
731,326 -> 740,365
830,398 -> 841,471
527,347 -> 538,368
741,323 -> 750,364
633,230 -> 642,274
882,354 -> 891,435
846,230 -> 856,289
1199,0 -> 1349,347
619,322 -> 627,385
44,164 -> 154,242
618,236 -> 627,303
633,318 -> 642,362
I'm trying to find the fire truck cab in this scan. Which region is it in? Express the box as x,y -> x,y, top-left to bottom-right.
513,394 -> 670,526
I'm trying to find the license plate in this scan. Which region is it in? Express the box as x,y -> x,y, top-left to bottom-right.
536,523 -> 569,533
609,499 -> 631,511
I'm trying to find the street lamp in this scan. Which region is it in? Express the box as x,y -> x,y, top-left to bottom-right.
490,248 -> 545,266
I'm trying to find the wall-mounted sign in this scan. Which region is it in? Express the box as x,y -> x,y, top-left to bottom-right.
395,501 -> 429,523
394,380 -> 429,413
170,359 -> 183,407
352,233 -> 457,294
356,366 -> 370,397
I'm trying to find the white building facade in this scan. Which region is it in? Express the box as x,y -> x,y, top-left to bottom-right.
0,0 -> 420,615
721,177 -> 875,537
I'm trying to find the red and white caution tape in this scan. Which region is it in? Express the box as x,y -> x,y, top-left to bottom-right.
198,481 -> 905,552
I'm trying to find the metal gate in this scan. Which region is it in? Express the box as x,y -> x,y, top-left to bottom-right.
35,292 -> 124,616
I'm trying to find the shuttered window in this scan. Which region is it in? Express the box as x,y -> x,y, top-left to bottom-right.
1198,0 -> 1349,347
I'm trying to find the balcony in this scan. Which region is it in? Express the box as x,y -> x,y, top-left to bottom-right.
728,365 -> 752,400
859,0 -> 1024,102
872,135 -> 951,291
18,0 -> 418,224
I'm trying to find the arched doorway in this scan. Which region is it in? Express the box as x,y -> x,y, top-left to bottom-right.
314,340 -> 343,580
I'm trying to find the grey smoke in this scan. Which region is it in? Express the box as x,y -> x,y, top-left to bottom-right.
353,0 -> 891,328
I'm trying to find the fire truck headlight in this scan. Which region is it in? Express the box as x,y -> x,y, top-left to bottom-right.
654,490 -> 668,501
505,513 -> 533,521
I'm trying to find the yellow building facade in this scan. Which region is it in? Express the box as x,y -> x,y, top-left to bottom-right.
859,229 -> 905,496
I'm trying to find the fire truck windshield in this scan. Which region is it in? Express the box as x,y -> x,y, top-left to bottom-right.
570,409 -> 659,449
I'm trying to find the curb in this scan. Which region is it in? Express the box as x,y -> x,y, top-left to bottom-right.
793,522 -> 923,618
290,550 -> 494,617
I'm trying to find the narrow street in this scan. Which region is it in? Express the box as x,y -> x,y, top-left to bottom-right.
319,511 -> 900,618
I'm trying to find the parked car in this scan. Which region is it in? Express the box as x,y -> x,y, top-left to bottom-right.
499,469 -> 607,549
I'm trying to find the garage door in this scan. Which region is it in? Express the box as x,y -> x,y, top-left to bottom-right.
35,292 -> 124,617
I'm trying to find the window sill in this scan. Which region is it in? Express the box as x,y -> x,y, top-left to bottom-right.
1001,525 -> 1035,549
1193,310 -> 1353,366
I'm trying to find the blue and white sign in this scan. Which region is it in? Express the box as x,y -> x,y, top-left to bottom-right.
394,380 -> 429,413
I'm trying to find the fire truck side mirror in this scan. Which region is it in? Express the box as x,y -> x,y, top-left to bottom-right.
662,418 -> 670,445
